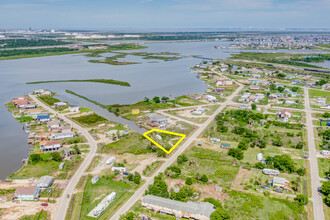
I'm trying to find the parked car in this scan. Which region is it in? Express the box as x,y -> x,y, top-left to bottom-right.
261,185 -> 270,190
273,188 -> 283,193
66,194 -> 70,198
302,155 -> 309,159
41,203 -> 48,206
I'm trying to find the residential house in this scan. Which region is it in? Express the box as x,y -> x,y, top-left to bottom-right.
36,115 -> 50,122
205,95 -> 217,102
285,100 -> 295,105
54,102 -> 67,108
40,140 -> 62,152
213,88 -> 225,93
249,85 -> 260,91
36,176 -> 53,188
111,167 -> 126,172
47,120 -> 60,130
12,98 -> 29,108
322,84 -> 330,91
68,105 -> 80,113
191,107 -> 206,115
210,138 -> 220,143
60,126 -> 72,133
188,94 -> 203,100
24,104 -> 36,109
142,195 -> 215,220
263,169 -> 280,176
12,186 -> 40,201
51,132 -> 74,140
91,175 -> 99,184
321,150 -> 330,156
147,113 -> 167,123
220,143 -> 231,149
317,98 -> 326,105
277,110 -> 292,119
272,176 -> 290,188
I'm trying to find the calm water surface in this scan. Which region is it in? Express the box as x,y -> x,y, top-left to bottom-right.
0,41 -> 327,179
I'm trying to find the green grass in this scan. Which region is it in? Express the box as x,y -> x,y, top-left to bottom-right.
12,160 -> 61,178
27,79 -> 130,87
100,133 -> 152,155
20,211 -> 49,220
72,113 -> 107,126
143,161 -> 165,177
80,178 -> 130,219
309,89 -> 330,101
38,95 -> 61,106
318,158 -> 330,178
224,190 -> 307,220
80,107 -> 92,113
180,146 -> 238,187
16,116 -> 34,123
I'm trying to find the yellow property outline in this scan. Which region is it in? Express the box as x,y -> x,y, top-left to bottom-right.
143,129 -> 186,154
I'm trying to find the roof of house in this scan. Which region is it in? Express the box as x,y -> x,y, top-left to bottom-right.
42,140 -> 61,146
14,185 -> 39,195
47,120 -> 60,126
273,176 -> 288,185
221,143 -> 231,147
51,132 -> 74,137
36,176 -> 53,185
147,113 -> 166,120
37,115 -> 50,119
142,195 -> 215,217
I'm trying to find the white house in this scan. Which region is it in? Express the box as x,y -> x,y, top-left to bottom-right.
69,105 -> 80,113
205,95 -> 217,102
111,167 -> 126,172
54,102 -> 67,108
51,132 -> 74,140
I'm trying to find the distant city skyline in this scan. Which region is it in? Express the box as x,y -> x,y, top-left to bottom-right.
0,0 -> 329,29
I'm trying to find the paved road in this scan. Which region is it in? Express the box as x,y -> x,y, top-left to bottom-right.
29,95 -> 98,220
303,88 -> 325,220
110,81 -> 244,219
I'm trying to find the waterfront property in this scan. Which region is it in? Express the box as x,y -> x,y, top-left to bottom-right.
12,185 -> 40,201
40,140 -> 62,152
142,195 -> 215,220
36,175 -> 54,188
51,132 -> 74,140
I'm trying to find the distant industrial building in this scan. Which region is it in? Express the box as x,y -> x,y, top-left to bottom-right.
142,195 -> 215,220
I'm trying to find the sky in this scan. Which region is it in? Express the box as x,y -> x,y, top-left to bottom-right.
0,0 -> 329,29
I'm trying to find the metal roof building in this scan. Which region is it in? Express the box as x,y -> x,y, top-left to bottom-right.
142,195 -> 215,220
36,176 -> 53,188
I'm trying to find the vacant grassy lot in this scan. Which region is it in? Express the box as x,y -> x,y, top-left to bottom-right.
12,160 -> 61,178
309,89 -> 330,101
318,158 -> 330,178
100,133 -> 152,155
20,211 -> 49,220
38,95 -> 61,106
80,178 -> 130,219
179,146 -> 239,187
72,113 -> 107,126
224,190 -> 307,219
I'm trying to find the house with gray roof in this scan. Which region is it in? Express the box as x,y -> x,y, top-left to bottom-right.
36,176 -> 53,188
142,195 -> 215,220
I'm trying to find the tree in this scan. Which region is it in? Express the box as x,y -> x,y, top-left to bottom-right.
228,148 -> 244,160
277,86 -> 285,93
177,154 -> 188,164
291,87 -> 299,92
255,162 -> 266,169
128,173 -> 134,182
321,181 -> 330,196
238,140 -> 249,151
272,138 -> 283,147
201,174 -> 208,183
294,142 -> 304,149
51,152 -> 62,162
146,173 -> 169,198
29,154 -> 42,164
251,103 -> 257,110
120,211 -> 138,220
185,177 -> 193,185
322,112 -> 330,118
73,144 -> 81,154
143,97 -> 149,102
294,194 -> 309,205
153,96 -> 160,103
133,172 -> 141,185
165,166 -> 181,178
161,96 -> 169,102
296,168 -> 306,176
210,208 -> 230,220
266,154 -> 295,173
325,194 -> 330,206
